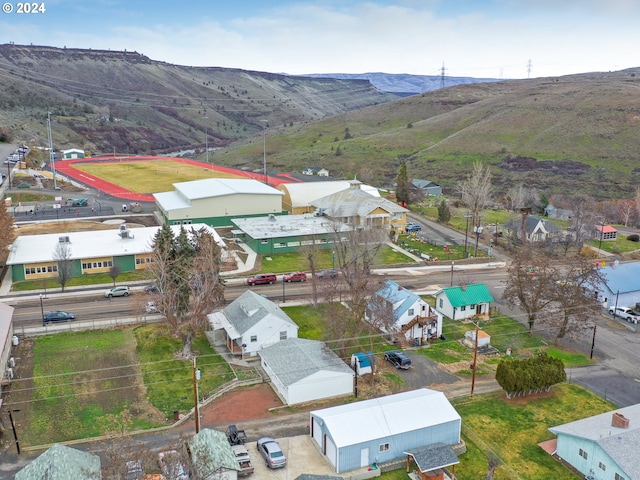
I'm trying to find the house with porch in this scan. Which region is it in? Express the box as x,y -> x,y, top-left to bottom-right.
366,280 -> 440,346
208,290 -> 298,358
504,215 -> 561,243
435,283 -> 494,321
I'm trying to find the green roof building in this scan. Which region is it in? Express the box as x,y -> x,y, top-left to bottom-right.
15,443 -> 101,479
435,283 -> 494,321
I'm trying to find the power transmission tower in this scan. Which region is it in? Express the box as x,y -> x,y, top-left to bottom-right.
439,62 -> 447,89
527,59 -> 532,78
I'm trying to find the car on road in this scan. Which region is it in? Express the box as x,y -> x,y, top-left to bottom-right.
384,350 -> 412,369
158,450 -> 189,480
609,306 -> 639,323
283,271 -> 307,282
405,222 -> 422,232
145,301 -> 158,314
65,198 -> 88,207
43,311 -> 75,325
144,283 -> 158,294
105,286 -> 130,298
247,273 -> 277,285
316,269 -> 339,280
256,437 -> 286,469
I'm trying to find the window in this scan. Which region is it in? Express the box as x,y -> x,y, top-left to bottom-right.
274,242 -> 286,248
379,443 -> 390,453
250,335 -> 257,343
408,308 -> 414,316
615,474 -> 625,480
470,304 -> 476,310
579,448 -> 588,459
460,305 -> 466,312
598,462 -> 606,471
439,298 -> 443,308
280,331 -> 287,340
261,239 -> 269,244
287,241 -> 300,247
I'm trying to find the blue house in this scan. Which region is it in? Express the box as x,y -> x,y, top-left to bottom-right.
548,404 -> 640,480
309,388 -> 461,474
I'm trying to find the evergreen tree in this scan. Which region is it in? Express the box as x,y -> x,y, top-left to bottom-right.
437,199 -> 451,223
396,161 -> 410,207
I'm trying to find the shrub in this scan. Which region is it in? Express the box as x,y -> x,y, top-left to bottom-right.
628,234 -> 639,242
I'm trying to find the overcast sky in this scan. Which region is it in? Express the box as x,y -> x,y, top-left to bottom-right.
1,0 -> 638,79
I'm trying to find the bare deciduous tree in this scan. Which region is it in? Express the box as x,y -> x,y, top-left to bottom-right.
108,264 -> 121,286
564,194 -> 596,252
459,161 -> 492,230
53,241 -> 74,292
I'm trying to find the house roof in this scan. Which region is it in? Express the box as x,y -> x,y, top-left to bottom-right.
352,352 -> 373,368
278,180 -> 380,209
210,290 -> 297,338
310,181 -> 407,218
600,262 -> 640,294
259,338 -> 353,387
411,179 -> 440,189
372,280 -> 424,322
310,388 -> 460,448
596,225 -> 618,234
188,428 -> 239,475
404,443 -> 460,473
231,214 -> 352,240
506,215 -> 561,235
154,178 -> 283,211
549,403 -> 640,478
15,444 -> 101,480
6,224 -> 225,266
440,284 -> 495,307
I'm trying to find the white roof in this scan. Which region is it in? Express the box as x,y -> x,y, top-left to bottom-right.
310,388 -> 460,448
279,181 -> 380,208
7,224 -> 225,265
231,214 -> 352,239
153,190 -> 191,211
175,178 -> 283,201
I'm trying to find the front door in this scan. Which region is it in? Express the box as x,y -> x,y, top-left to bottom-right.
360,447 -> 369,467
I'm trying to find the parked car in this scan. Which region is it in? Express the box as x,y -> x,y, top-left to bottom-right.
283,271 -> 307,282
43,311 -> 75,325
145,301 -> 158,314
144,284 -> 158,294
316,269 -> 339,280
105,286 -> 130,298
256,437 -> 286,469
158,450 -> 189,480
65,198 -> 88,207
231,444 -> 254,477
384,350 -> 412,369
405,222 -> 422,232
247,273 -> 277,285
609,306 -> 639,323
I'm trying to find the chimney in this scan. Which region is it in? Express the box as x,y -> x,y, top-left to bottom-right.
612,412 -> 629,429
398,285 -> 403,291
461,283 -> 466,291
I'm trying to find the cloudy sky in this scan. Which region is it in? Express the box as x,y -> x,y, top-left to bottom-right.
1,0 -> 638,79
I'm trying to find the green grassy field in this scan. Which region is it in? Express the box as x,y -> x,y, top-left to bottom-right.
73,160 -> 245,193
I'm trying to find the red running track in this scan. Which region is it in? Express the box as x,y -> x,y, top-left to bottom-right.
54,155 -> 302,202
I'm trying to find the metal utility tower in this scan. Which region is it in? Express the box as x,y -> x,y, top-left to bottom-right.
439,62 -> 447,89
527,59 -> 533,78
47,112 -> 57,190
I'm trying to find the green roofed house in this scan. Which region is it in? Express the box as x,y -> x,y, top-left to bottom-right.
435,283 -> 494,321
187,428 -> 240,480
15,443 -> 101,479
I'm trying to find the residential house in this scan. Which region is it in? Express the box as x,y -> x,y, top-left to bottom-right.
0,303 -> 15,387
259,338 -> 354,405
411,179 -> 442,196
154,178 -> 286,227
231,214 -> 352,255
435,283 -> 494,321
303,166 -> 330,177
366,280 -> 441,346
277,180 -> 380,215
208,290 -> 299,358
504,215 -> 561,243
589,261 -> 640,310
544,204 -> 573,221
594,224 -> 617,242
187,428 -> 240,480
547,404 -> 640,480
309,388 -> 462,474
15,444 -> 102,479
310,180 -> 408,232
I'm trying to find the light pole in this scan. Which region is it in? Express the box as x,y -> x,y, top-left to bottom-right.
39,294 -> 45,322
450,261 -> 454,286
7,409 -> 20,454
260,120 -> 268,185
463,213 -> 473,258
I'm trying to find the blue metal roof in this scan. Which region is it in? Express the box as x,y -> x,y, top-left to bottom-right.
601,262 -> 640,294
373,279 -> 421,321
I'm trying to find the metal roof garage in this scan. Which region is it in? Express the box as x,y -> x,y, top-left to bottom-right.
309,388 -> 461,474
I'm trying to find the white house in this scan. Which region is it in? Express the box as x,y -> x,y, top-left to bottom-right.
208,290 -> 298,358
303,166 -> 330,177
366,280 -> 440,346
309,388 -> 461,474
188,428 -> 239,480
548,404 -> 640,480
505,215 -> 561,243
259,338 -> 354,405
435,283 -> 495,321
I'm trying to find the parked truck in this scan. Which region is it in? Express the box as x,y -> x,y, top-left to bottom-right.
231,444 -> 254,477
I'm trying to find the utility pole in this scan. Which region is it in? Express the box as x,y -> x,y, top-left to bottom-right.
7,409 -> 21,454
590,324 -> 597,359
470,322 -> 480,397
192,358 -> 201,434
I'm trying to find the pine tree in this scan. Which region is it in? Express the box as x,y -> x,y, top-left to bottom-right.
396,161 -> 409,207
437,199 -> 451,223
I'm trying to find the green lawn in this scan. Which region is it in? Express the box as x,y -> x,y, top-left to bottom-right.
11,269 -> 153,292
589,236 -> 640,254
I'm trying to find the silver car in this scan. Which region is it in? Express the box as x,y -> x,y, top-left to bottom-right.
105,286 -> 130,298
256,437 -> 286,469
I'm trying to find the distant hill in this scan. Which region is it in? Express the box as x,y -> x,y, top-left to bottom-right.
0,44 -> 397,155
303,72 -> 501,95
216,68 -> 640,200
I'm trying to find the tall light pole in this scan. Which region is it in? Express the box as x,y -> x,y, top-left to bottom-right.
47,112 -> 57,190
260,120 -> 268,185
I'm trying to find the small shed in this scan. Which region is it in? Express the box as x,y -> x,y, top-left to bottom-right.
61,148 -> 85,159
309,388 -> 461,474
350,352 -> 374,375
187,428 -> 239,480
464,330 -> 490,349
404,443 -> 460,480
